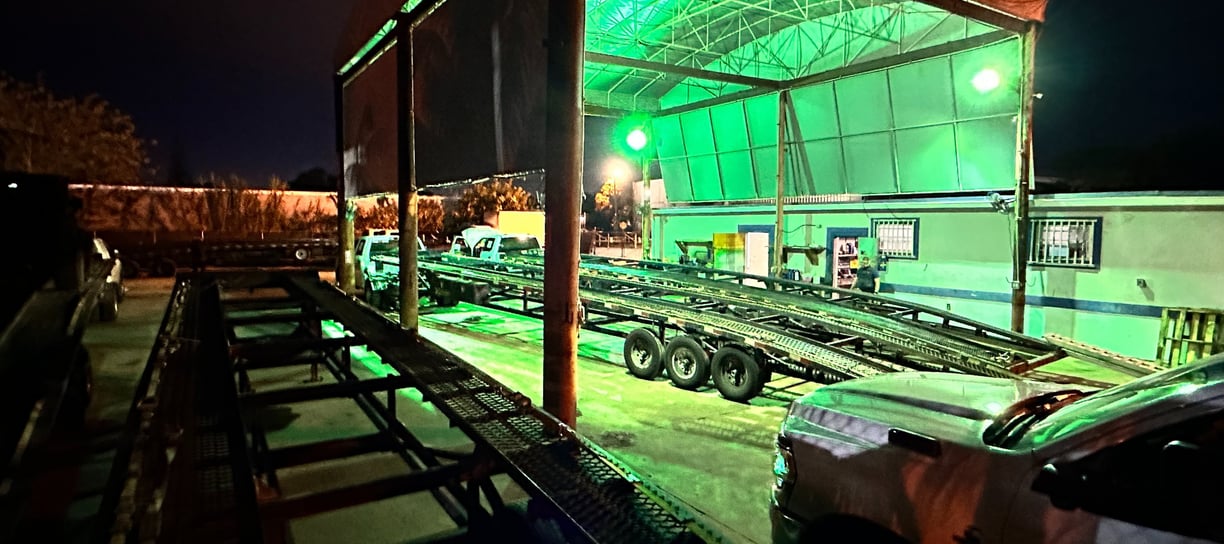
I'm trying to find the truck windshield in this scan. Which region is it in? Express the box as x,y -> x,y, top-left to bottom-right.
370,241 -> 398,257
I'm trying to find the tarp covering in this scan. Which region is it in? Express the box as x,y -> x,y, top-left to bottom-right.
977,0 -> 1047,22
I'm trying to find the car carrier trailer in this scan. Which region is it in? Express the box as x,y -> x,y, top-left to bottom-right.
368,252 -> 1145,403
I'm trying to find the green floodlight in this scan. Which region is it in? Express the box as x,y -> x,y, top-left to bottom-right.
626,128 -> 648,152
613,113 -> 653,158
972,68 -> 1001,93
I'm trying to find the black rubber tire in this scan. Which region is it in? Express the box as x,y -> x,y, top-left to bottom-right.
98,285 -> 119,322
623,328 -> 664,379
365,281 -> 382,310
155,258 -> 176,277
711,346 -> 763,402
663,335 -> 710,390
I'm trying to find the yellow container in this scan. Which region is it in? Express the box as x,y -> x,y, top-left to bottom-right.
712,233 -> 744,249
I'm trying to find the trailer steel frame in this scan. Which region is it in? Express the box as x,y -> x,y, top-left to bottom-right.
96,270 -> 719,543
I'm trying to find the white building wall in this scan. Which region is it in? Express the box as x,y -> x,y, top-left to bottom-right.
653,193 -> 1224,359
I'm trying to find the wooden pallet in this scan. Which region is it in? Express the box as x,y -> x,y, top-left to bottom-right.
1156,308 -> 1224,367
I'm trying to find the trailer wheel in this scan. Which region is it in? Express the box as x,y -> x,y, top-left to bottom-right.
663,335 -> 710,390
623,328 -> 663,379
712,346 -> 763,402
155,258 -> 177,277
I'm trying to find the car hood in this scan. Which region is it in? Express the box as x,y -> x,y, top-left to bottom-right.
785,372 -> 1078,447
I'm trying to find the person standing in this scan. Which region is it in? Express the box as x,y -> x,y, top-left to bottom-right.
854,255 -> 880,294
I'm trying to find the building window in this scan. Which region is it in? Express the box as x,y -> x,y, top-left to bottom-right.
871,218 -> 918,259
1029,218 -> 1100,268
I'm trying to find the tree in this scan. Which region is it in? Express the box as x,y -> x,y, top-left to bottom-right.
452,179 -> 536,226
289,167 -> 338,192
592,178 -> 634,230
0,74 -> 148,184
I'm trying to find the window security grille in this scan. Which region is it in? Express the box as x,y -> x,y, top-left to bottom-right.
1029,218 -> 1098,268
871,219 -> 918,259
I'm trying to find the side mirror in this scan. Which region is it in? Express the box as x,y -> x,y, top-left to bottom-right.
1032,463 -> 1084,511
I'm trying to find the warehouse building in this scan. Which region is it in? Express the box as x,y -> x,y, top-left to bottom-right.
336,1 -> 1221,361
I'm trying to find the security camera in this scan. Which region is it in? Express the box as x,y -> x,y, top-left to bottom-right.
987,192 -> 1013,214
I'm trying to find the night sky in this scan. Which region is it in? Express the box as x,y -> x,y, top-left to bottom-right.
1,1 -> 1219,189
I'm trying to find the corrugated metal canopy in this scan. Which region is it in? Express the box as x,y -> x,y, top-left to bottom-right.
581,0 -> 1042,115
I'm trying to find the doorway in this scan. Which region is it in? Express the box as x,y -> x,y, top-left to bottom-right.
825,227 -> 868,288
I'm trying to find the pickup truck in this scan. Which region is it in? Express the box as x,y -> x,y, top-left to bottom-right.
469,233 -> 541,261
2,173 -> 107,536
771,354 -> 1223,544
355,234 -> 427,310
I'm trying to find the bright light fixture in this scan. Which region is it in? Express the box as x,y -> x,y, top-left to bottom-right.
972,68 -> 1001,93
626,128 -> 648,151
6,182 -> 16,189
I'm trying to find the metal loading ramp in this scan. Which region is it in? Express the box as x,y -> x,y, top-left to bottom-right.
96,271 -> 723,544
418,254 -> 1027,378
418,258 -> 892,382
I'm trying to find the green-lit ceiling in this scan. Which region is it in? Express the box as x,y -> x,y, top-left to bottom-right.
340,0 -> 1026,200
583,0 -> 1002,113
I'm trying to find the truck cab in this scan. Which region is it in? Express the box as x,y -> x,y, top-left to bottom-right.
472,233 -> 541,261
354,232 -> 425,294
771,355 -> 1224,543
450,225 -> 500,256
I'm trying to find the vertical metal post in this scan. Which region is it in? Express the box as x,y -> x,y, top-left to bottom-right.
1011,23 -> 1039,333
542,0 -> 584,427
772,90 -> 790,278
640,156 -> 652,260
335,74 -> 356,294
396,20 -> 420,333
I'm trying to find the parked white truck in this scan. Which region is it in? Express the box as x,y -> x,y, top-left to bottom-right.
771,355 -> 1223,543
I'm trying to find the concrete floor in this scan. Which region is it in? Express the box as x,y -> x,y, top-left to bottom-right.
46,275 -> 1133,544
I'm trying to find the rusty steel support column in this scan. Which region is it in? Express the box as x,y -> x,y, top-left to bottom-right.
772,90 -> 790,278
1011,22 -> 1039,334
334,74 -> 356,294
396,21 -> 419,333
640,157 -> 652,260
541,0 -> 584,427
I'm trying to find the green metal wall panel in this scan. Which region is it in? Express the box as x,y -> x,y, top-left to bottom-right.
843,133 -> 897,194
744,94 -> 779,147
718,151 -> 758,200
710,102 -> 750,151
803,139 -> 846,194
957,117 -> 1016,190
835,71 -> 893,136
791,83 -> 840,140
653,115 -> 686,159
896,125 -> 959,192
890,57 -> 956,129
753,147 -> 780,198
679,110 -> 716,155
659,156 -> 694,201
688,155 -> 724,201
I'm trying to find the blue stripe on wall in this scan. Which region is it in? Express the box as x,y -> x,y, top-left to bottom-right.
884,283 -> 1164,318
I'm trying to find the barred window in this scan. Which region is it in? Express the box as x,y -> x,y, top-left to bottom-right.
871,218 -> 918,259
1029,218 -> 1099,268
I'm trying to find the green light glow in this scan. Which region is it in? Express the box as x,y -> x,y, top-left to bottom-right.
972,68 -> 1001,93
627,128 -> 648,151
337,1 -> 424,77
985,402 -> 1004,416
320,320 -> 438,415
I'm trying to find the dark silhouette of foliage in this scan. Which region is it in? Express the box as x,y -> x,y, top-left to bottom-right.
0,74 -> 149,184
